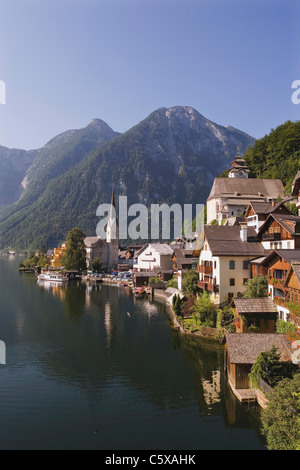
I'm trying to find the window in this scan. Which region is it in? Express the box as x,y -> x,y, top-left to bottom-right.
243,260 -> 248,269
230,278 -> 235,286
214,261 -> 216,269
243,278 -> 248,285
229,260 -> 235,269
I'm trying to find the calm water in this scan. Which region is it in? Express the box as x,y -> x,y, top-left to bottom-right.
0,256 -> 266,450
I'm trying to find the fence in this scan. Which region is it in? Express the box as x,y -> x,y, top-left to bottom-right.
259,377 -> 273,395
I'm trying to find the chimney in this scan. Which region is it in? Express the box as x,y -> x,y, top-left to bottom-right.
240,222 -> 247,242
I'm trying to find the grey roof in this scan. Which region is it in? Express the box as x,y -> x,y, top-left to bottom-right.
260,249 -> 300,266
233,297 -> 277,314
84,236 -> 105,247
291,170 -> 300,195
207,178 -> 285,201
225,333 -> 292,364
245,200 -> 290,215
257,213 -> 300,238
286,261 -> 300,285
150,243 -> 174,255
203,225 -> 265,256
137,243 -> 174,257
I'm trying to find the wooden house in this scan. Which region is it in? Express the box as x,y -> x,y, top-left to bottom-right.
171,248 -> 197,272
232,297 -> 278,333
250,249 -> 300,322
291,170 -> 300,215
224,333 -> 292,392
256,213 -> 300,250
283,261 -> 300,328
245,200 -> 292,233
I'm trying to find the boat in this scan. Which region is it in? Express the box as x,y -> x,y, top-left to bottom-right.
38,271 -> 69,282
132,287 -> 145,297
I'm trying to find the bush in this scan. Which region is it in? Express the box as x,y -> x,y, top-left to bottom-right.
191,291 -> 218,327
261,374 -> 300,450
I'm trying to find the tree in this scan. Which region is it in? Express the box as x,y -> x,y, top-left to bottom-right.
92,258 -> 103,273
191,291 -> 218,327
243,275 -> 268,298
172,294 -> 183,317
61,227 -> 87,271
182,269 -> 199,296
261,373 -> 300,450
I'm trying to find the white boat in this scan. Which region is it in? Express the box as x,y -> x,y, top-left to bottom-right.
38,272 -> 69,282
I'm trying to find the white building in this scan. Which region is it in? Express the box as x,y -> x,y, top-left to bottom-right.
133,243 -> 174,272
206,154 -> 285,224
198,223 -> 265,305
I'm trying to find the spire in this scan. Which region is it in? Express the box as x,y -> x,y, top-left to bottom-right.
228,153 -> 250,178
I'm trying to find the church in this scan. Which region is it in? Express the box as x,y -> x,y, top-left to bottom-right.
84,188 -> 119,269
206,154 -> 286,224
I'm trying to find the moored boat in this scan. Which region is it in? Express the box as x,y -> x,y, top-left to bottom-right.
38,271 -> 69,282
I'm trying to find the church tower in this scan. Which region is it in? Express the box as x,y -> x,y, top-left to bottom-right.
228,153 -> 250,179
106,187 -> 119,268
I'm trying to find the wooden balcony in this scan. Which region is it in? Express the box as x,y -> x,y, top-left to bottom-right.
197,265 -> 213,275
261,232 -> 281,241
198,280 -> 219,292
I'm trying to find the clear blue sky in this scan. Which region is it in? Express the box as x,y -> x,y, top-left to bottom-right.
0,0 -> 299,150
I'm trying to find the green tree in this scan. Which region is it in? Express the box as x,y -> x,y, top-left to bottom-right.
261,373 -> 300,450
61,227 -> 87,271
249,346 -> 298,389
166,276 -> 178,288
182,269 -> 199,296
92,258 -> 103,273
191,291 -> 218,327
243,275 -> 268,298
172,294 -> 183,317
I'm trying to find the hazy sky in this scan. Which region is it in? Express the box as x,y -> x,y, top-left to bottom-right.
0,0 -> 299,150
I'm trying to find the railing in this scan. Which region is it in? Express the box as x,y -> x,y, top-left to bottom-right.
259,377 -> 273,395
197,265 -> 213,274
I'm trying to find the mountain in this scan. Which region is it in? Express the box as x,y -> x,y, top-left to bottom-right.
0,146 -> 37,206
0,106 -> 255,251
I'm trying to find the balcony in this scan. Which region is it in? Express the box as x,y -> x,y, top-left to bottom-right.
198,280 -> 219,292
197,265 -> 213,275
261,232 -> 281,241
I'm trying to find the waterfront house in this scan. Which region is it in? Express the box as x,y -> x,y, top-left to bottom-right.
206,154 -> 285,224
50,243 -> 66,268
84,236 -> 109,270
133,243 -> 174,272
224,333 -> 293,398
232,297 -> 278,333
197,223 -> 265,305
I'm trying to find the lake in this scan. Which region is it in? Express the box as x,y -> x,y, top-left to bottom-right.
0,256 -> 266,450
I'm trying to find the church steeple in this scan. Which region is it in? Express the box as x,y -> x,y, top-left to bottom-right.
106,185 -> 118,243
228,153 -> 250,179
106,186 -> 119,268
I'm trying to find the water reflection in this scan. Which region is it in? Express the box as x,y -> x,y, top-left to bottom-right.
0,259 -> 266,449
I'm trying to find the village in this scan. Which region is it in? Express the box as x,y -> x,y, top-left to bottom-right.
29,153 -> 300,409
